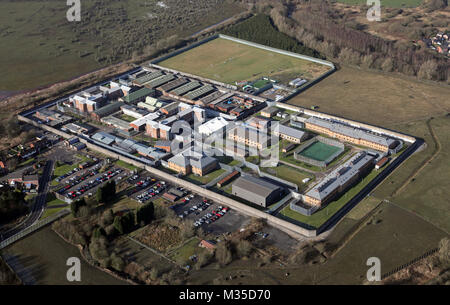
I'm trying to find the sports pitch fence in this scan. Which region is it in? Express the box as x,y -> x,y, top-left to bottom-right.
294,136 -> 344,167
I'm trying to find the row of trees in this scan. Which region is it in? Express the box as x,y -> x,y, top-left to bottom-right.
222,14 -> 323,58
236,0 -> 448,82
0,188 -> 28,225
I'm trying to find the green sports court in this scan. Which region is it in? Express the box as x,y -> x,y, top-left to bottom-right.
298,141 -> 341,162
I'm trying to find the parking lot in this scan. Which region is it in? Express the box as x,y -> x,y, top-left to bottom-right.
172,195 -> 250,234
128,174 -> 168,204
56,165 -> 131,200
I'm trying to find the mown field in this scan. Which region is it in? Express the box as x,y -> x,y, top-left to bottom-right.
158,37 -> 330,84
0,0 -> 243,92
3,226 -> 126,285
373,115 -> 450,233
288,66 -> 450,126
336,0 -> 423,7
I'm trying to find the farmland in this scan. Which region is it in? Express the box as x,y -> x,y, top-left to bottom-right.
158,37 -> 331,85
0,0 -> 243,92
288,66 -> 450,126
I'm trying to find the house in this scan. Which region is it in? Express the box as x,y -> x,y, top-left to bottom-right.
199,240 -> 217,250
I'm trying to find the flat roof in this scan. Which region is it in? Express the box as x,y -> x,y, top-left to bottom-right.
232,175 -> 280,198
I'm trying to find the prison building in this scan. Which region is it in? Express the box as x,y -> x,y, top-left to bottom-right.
246,117 -> 271,130
200,91 -> 225,106
217,171 -> 240,188
304,151 -> 374,207
159,78 -> 189,94
273,125 -> 307,144
144,74 -> 175,89
167,150 -> 218,176
206,92 -> 235,109
304,117 -> 398,152
227,125 -> 269,150
122,87 -> 155,104
160,102 -> 180,116
133,71 -> 164,86
170,81 -> 202,97
260,106 -> 279,118
183,85 -> 216,102
232,176 -> 282,207
91,102 -> 124,120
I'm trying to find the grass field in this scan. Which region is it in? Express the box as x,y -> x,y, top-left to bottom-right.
262,165 -> 314,190
115,160 -> 139,171
3,227 -> 126,285
371,116 -> 450,233
158,38 -> 331,85
298,141 -> 342,162
0,0 -> 242,92
336,0 -> 423,7
288,66 -> 450,126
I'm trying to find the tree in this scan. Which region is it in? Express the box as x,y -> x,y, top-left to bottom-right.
381,58 -> 394,72
236,240 -> 252,258
70,198 -> 86,217
113,216 -> 124,235
97,180 -> 117,203
215,241 -> 233,266
110,253 -> 125,272
438,238 -> 450,267
418,60 -> 438,80
135,202 -> 154,226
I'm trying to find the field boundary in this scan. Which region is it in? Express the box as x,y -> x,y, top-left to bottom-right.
380,248 -> 439,281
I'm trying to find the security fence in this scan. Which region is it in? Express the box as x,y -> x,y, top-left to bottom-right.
0,209 -> 70,250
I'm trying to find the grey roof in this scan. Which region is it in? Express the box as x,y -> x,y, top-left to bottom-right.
262,106 -> 279,115
171,81 -> 201,96
160,78 -> 189,92
201,91 -> 225,105
275,125 -> 306,140
91,131 -> 116,145
190,155 -> 217,170
168,154 -> 190,168
306,117 -> 396,147
93,102 -> 124,117
232,176 -> 281,198
306,151 -> 374,201
183,85 -> 215,100
146,74 -> 175,89
134,71 -> 163,86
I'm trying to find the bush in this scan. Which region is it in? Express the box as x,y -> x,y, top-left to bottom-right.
438,238 -> 450,267
215,242 -> 233,266
235,240 -> 252,258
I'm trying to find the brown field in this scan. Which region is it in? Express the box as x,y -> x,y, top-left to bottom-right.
288,66 -> 450,126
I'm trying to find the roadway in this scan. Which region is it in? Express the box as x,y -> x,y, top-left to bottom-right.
0,160 -> 54,241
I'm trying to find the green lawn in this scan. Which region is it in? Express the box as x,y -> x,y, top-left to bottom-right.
262,165 -> 314,191
53,163 -> 78,177
120,114 -> 137,123
279,167 -> 384,228
185,169 -> 226,185
167,237 -> 206,265
18,158 -> 35,167
159,37 -> 330,85
115,160 -> 139,171
41,193 -> 68,220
